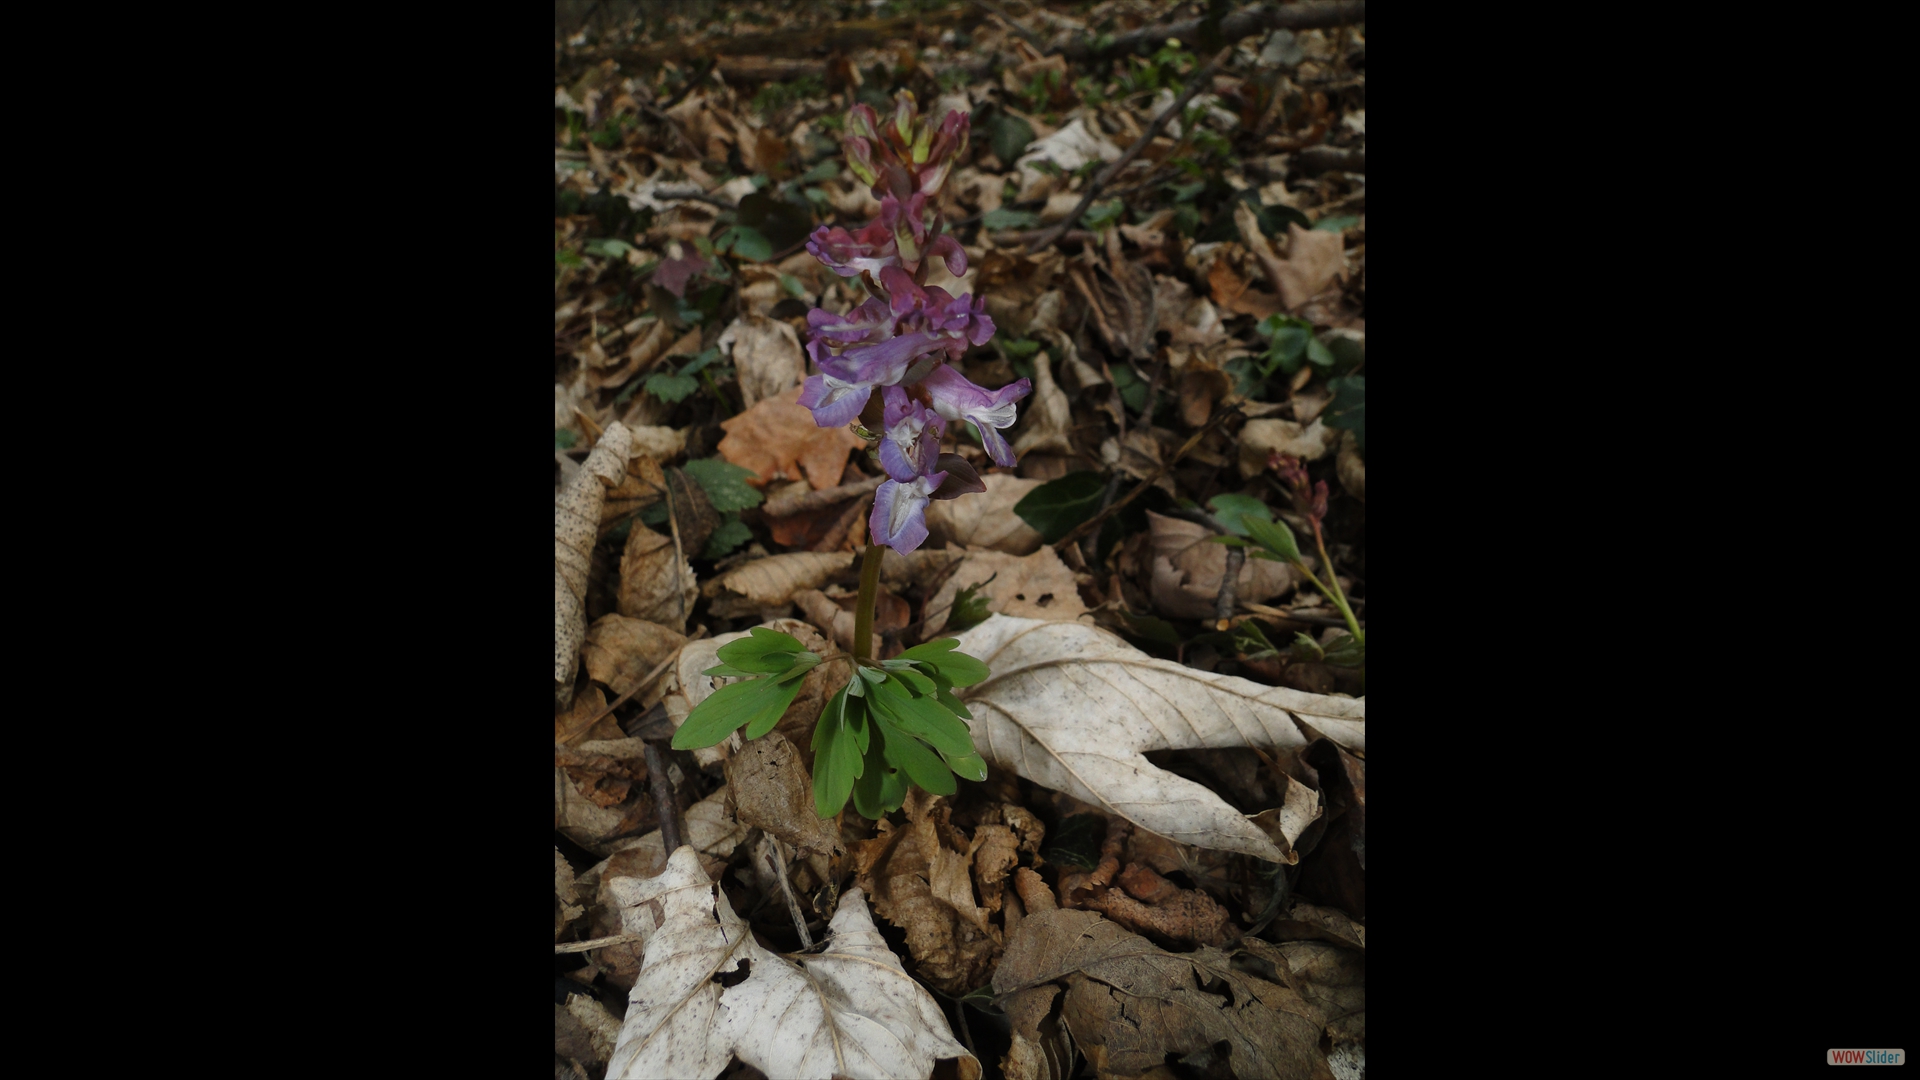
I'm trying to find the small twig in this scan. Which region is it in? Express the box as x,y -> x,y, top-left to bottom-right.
1027,46 -> 1231,254
764,473 -> 885,518
1214,545 -> 1245,627
812,493 -> 874,553
554,932 -> 645,955
643,740 -> 682,855
1051,0 -> 1368,61
974,0 -> 1047,52
762,835 -> 814,949
1053,404 -> 1240,551
665,481 -> 687,625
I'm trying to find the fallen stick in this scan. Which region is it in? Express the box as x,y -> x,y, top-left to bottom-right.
1052,0 -> 1367,62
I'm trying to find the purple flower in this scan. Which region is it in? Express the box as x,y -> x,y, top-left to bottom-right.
868,452 -> 988,553
921,364 -> 1032,468
805,219 -> 899,278
878,386 -> 944,481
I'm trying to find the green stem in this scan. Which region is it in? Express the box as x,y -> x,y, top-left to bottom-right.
1292,543 -> 1362,644
853,541 -> 885,661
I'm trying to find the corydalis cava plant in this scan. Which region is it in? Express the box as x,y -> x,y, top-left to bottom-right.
672,92 -> 1021,821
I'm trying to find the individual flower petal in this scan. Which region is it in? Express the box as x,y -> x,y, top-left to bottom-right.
878,386 -> 944,481
922,364 -> 1032,468
797,373 -> 872,428
806,221 -> 899,277
925,235 -> 967,277
871,473 -> 944,553
837,330 -> 945,385
807,297 -> 895,342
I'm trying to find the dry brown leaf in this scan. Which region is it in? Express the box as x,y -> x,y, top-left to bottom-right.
1153,275 -> 1227,348
584,318 -> 673,392
924,473 -> 1045,554
993,908 -> 1331,1080
923,546 -> 1088,637
852,788 -> 1001,995
1240,938 -> 1366,1048
951,617 -> 1364,861
704,551 -> 857,609
724,730 -> 844,858
556,847 -> 585,941
616,520 -> 696,633
1146,510 -> 1298,620
581,614 -> 687,700
1002,984 -> 1075,1080
598,453 -> 667,529
606,847 -> 979,1080
1010,341 -> 1072,458
1236,203 -> 1349,311
1238,417 -> 1337,476
718,314 -> 806,410
1267,901 -> 1367,953
1207,249 -> 1287,320
1080,863 -> 1234,946
555,684 -> 625,745
557,422 -> 634,707
718,385 -> 865,490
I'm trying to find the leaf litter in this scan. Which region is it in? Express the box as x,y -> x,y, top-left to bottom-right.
556,5 -> 1367,1076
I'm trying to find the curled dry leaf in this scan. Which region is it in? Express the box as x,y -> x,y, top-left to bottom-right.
582,615 -> 688,700
718,384 -> 865,490
1240,937 -> 1366,1048
1146,510 -> 1298,620
724,731 -> 844,858
1267,901 -> 1367,953
851,789 -> 1001,995
992,907 -> 1332,1080
704,551 -> 857,610
1010,342 -> 1072,459
1238,417 -> 1337,477
951,616 -> 1364,862
923,546 -> 1088,637
924,473 -> 1045,554
1337,429 -> 1365,502
606,847 -> 980,1080
557,421 -> 633,706
617,521 -> 697,634
717,314 -> 806,410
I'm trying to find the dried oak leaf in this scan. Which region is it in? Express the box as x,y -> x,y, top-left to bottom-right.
1237,418 -> 1336,477
924,473 -> 1045,554
557,421 -> 634,706
717,314 -> 806,410
1146,510 -> 1298,620
606,847 -> 979,1080
718,384 -> 864,490
704,551 -> 858,608
922,545 -> 1088,637
581,615 -> 687,700
993,908 -> 1331,1080
617,520 -> 696,634
851,788 -> 1001,995
950,617 -> 1364,862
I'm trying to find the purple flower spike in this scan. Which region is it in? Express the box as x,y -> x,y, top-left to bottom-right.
922,364 -> 1032,468
871,472 -> 945,553
878,386 -> 944,482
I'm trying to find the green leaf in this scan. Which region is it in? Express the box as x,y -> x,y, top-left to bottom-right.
1305,336 -> 1336,370
1168,180 -> 1206,203
934,687 -> 973,721
851,720 -> 905,819
942,750 -> 989,783
1313,215 -> 1360,232
946,578 -> 994,633
681,457 -> 765,512
1232,619 -> 1278,659
1290,632 -> 1324,663
981,207 -> 1040,230
1207,494 -> 1273,537
813,686 -> 863,818
876,715 -> 956,795
1120,611 -> 1183,649
717,626 -> 806,664
583,238 -> 635,259
678,346 -> 722,377
640,502 -> 670,527
987,112 -> 1036,166
892,666 -> 936,695
555,428 -> 577,450
718,225 -> 774,262
1320,632 -> 1365,668
743,674 -> 808,739
1244,515 -> 1301,563
702,516 -> 754,559
1324,375 -> 1365,454
868,677 -> 975,758
672,676 -> 785,749
1109,364 -> 1148,414
703,661 -> 782,679
1013,471 -> 1109,543
646,372 -> 699,403
799,159 -> 842,184
1081,200 -> 1125,230
779,273 -> 809,299
898,640 -> 989,686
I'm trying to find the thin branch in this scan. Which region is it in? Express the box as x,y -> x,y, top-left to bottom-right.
643,740 -> 682,855
1027,46 -> 1231,253
974,0 -> 1047,52
1052,1 -> 1367,62
1052,404 -> 1240,551
555,932 -> 645,954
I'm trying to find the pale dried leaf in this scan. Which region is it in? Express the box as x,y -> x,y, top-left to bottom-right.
1238,418 -> 1336,476
625,425 -> 687,461
1147,510 -> 1298,620
704,551 -> 857,607
556,848 -> 585,940
950,617 -> 1365,861
1336,430 -> 1365,502
718,314 -> 807,410
600,784 -> 750,884
718,385 -> 865,489
558,422 -> 634,705
581,615 -> 688,699
924,546 -> 1088,637
607,847 -> 979,1080
1011,344 -> 1072,458
1015,118 -> 1120,197
924,474 -> 1045,554
852,789 -> 1001,995
617,522 -> 696,634
1249,769 -> 1326,866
